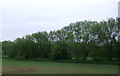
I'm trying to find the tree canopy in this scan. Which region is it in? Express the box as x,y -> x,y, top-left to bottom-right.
2,17 -> 120,62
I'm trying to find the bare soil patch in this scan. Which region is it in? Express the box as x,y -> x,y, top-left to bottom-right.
3,65 -> 37,74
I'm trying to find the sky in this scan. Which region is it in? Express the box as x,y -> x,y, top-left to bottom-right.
0,0 -> 119,41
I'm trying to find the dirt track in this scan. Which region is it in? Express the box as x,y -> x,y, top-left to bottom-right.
3,65 -> 37,74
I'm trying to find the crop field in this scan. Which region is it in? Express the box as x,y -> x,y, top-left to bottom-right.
2,58 -> 118,74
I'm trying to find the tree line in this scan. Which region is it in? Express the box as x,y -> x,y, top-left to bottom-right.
1,18 -> 120,62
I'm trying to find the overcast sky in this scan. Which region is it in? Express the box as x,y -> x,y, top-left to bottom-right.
0,0 -> 119,41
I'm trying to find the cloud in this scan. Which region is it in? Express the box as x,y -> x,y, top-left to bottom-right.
1,0 -> 118,41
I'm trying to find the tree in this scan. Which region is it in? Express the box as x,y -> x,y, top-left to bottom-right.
67,42 -> 82,60
41,41 -> 52,58
2,17 -> 119,63
50,41 -> 68,60
31,31 -> 49,58
13,38 -> 38,59
2,41 -> 14,56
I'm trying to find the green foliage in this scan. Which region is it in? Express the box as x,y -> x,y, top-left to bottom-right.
2,41 -> 14,57
50,41 -> 68,60
12,38 -> 39,59
14,56 -> 24,60
41,41 -> 52,58
2,17 -> 120,63
67,42 -> 82,60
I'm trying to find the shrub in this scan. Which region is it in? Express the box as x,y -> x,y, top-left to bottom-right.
14,56 -> 24,60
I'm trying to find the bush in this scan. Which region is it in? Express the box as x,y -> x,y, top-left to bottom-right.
14,56 -> 24,60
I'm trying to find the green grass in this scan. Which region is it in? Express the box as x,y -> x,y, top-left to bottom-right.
2,58 -> 118,74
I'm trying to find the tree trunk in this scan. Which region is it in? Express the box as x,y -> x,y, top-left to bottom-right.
82,50 -> 89,62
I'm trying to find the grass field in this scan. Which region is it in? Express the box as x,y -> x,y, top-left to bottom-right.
2,58 -> 118,74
